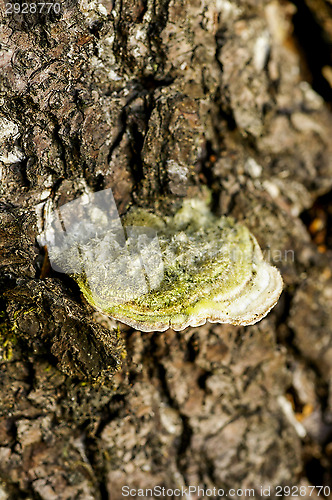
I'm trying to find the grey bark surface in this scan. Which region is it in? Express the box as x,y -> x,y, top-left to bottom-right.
0,0 -> 332,498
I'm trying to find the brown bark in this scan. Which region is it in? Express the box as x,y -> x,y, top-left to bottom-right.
0,0 -> 332,498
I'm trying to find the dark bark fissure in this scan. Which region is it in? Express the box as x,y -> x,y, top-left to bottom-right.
291,0 -> 332,105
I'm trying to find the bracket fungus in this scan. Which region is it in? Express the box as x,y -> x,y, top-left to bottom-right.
39,189 -> 283,332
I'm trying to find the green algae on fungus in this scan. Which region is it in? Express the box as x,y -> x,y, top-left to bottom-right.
39,190 -> 283,332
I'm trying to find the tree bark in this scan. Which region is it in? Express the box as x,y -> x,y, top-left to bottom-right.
0,0 -> 332,498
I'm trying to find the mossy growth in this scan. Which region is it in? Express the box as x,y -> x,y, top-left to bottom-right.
53,197 -> 283,332
0,309 -> 17,361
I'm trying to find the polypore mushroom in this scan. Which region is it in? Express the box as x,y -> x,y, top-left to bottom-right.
39,190 -> 283,332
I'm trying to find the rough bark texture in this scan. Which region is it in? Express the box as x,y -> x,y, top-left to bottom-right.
0,0 -> 332,498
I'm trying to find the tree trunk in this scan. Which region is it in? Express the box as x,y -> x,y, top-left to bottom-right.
1,0 -> 332,498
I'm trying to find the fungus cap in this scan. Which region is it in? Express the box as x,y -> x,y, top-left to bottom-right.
40,192 -> 283,332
